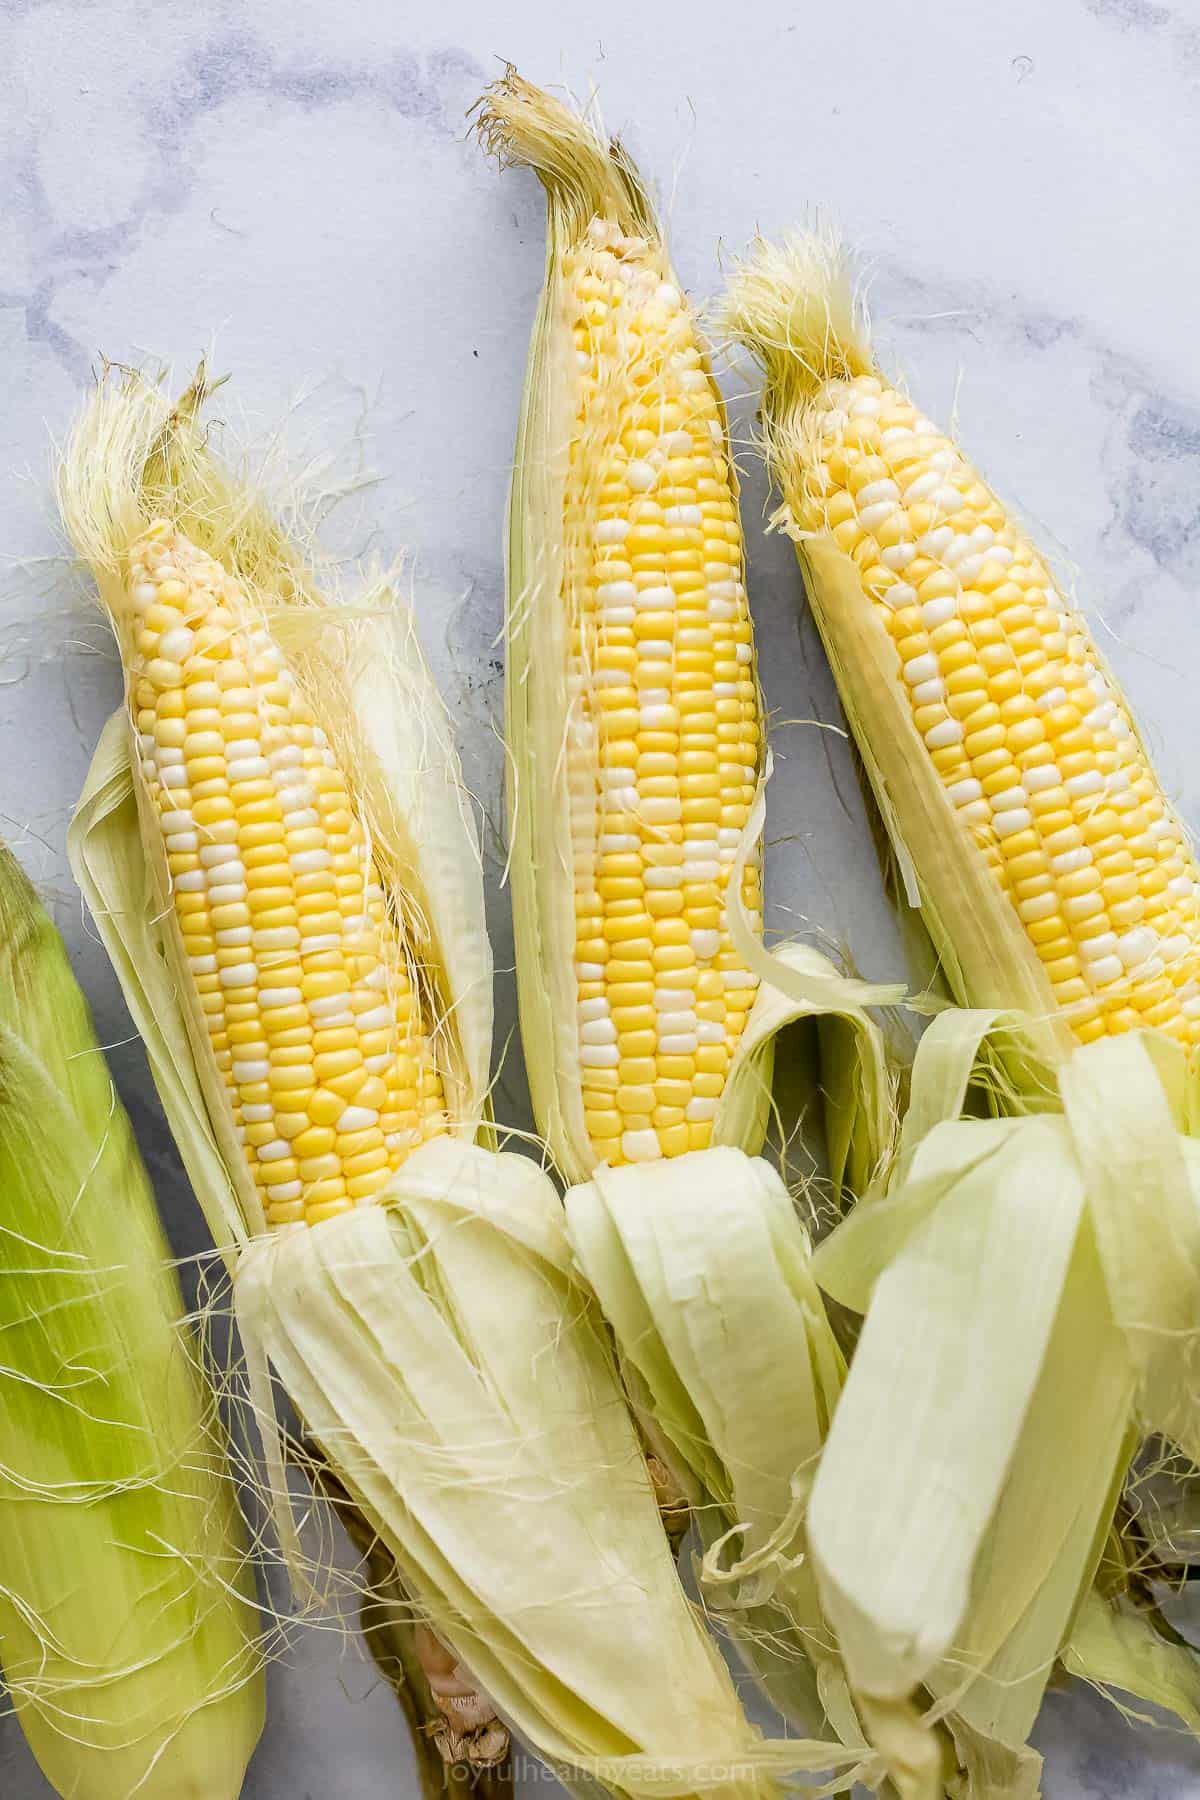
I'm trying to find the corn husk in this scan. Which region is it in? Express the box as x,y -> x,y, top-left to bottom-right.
59,373 -> 871,1798
0,845 -> 263,1799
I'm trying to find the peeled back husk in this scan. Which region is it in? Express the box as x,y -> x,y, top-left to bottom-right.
0,846 -> 263,1800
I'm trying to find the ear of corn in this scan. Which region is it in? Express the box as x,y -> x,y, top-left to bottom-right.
721,233 -> 1200,1066
480,69 -> 769,1186
62,370 -> 849,1800
0,844 -> 263,1799
724,234 -> 1200,1775
481,72 -> 912,1772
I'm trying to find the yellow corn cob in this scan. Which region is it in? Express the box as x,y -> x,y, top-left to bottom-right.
724,234 -> 1200,1049
116,519 -> 446,1227
480,71 -> 762,1174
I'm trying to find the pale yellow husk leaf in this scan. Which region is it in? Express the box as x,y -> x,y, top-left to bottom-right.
0,847 -> 263,1800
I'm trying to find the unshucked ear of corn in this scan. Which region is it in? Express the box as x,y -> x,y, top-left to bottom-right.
0,844 -> 263,1799
480,71 -> 905,1768
59,369 -> 842,1799
724,233 -> 1200,1791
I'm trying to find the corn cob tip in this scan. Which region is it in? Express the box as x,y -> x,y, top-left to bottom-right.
719,231 -> 876,415
474,66 -> 656,244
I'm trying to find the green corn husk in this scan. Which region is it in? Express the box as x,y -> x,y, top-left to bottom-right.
479,70 -> 916,1777
722,232 -> 1200,1792
59,369 -> 868,1800
0,845 -> 263,1799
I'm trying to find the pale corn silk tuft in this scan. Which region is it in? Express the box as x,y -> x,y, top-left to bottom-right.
124,520 -> 447,1228
726,234 -> 1200,1047
556,166 -> 762,1173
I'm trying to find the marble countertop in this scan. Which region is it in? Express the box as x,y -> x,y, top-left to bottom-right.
3,0 -> 1200,1794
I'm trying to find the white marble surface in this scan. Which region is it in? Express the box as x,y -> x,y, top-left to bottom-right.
3,0 -> 1200,1794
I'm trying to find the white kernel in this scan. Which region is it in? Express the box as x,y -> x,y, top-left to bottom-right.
955,554 -> 985,582
736,643 -> 753,664
219,963 -> 257,990
849,392 -> 881,418
260,987 -> 303,1009
160,765 -> 189,789
258,1139 -> 292,1162
166,830 -> 199,853
635,587 -> 675,610
641,797 -> 682,823
903,653 -> 940,686
189,954 -> 218,976
1051,848 -> 1093,874
173,870 -> 206,892
993,808 -> 1032,838
917,528 -> 955,559
1085,702 -> 1117,731
224,739 -> 260,762
155,744 -> 185,767
860,501 -> 898,532
242,1104 -> 273,1123
1019,893 -> 1058,923
664,505 -> 702,528
1065,771 -> 1104,799
905,472 -> 942,504
1086,954 -> 1124,986
926,719 -> 964,749
268,745 -> 303,769
960,800 -> 991,827
1106,770 -> 1131,794
723,970 -> 757,990
208,882 -> 247,907
640,706 -> 677,729
659,1033 -> 698,1054
1160,935 -> 1191,963
299,935 -> 341,955
161,810 -> 192,833
628,460 -> 656,492
577,962 -> 605,981
597,581 -> 637,607
1023,766 -> 1059,793
337,1106 -> 379,1132
882,544 -> 917,571
881,582 -> 918,610
216,926 -> 253,946
717,828 -> 742,849
933,486 -> 964,515
639,640 -> 674,659
265,1180 -> 303,1203
984,546 -> 1014,568
658,1012 -> 698,1036
599,834 -> 640,853
1079,933 -> 1119,962
857,479 -> 901,508
1036,687 -> 1069,713
912,677 -> 946,705
354,1004 -> 394,1032
132,582 -> 157,610
645,867 -> 684,889
1168,876 -> 1195,899
312,991 -> 358,1018
581,1019 -> 618,1045
578,998 -> 611,1022
199,843 -> 239,867
681,861 -> 719,883
880,427 -> 914,451
1118,928 -> 1159,969
254,927 -> 301,950
596,519 -> 629,544
364,1053 -> 392,1074
697,1021 -> 726,1044
291,849 -> 332,875
622,1129 -> 661,1163
690,929 -> 721,960
921,597 -> 958,628
582,1044 -> 620,1068
232,1059 -> 270,1083
227,757 -> 271,782
686,1098 -> 718,1122
991,788 -> 1027,812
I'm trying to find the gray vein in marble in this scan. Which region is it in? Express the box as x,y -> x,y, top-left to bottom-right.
3,27 -> 485,377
